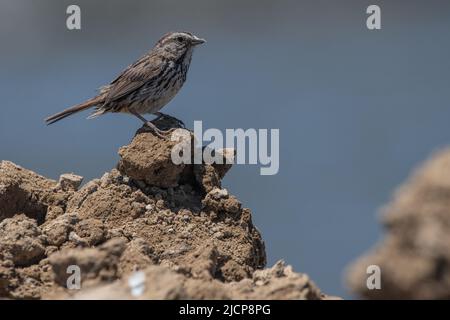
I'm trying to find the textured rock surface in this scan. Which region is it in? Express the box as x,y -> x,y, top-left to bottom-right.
346,148 -> 450,299
56,174 -> 83,192
117,127 -> 187,188
1,124 -> 333,300
50,261 -> 337,300
0,161 -> 69,223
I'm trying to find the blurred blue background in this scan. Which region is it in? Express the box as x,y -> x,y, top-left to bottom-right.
1,0 -> 450,298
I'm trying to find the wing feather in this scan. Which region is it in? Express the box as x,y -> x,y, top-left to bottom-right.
104,53 -> 165,104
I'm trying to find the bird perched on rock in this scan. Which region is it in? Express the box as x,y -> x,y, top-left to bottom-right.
45,31 -> 206,137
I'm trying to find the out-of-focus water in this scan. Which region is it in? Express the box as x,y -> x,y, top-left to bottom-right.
1,0 -> 450,298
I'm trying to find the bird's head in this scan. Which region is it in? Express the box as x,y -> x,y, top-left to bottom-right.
155,31 -> 206,59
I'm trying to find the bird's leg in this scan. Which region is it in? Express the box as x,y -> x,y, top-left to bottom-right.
152,113 -> 163,122
153,112 -> 185,128
130,110 -> 166,139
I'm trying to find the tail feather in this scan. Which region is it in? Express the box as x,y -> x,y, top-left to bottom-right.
86,108 -> 106,120
45,96 -> 103,125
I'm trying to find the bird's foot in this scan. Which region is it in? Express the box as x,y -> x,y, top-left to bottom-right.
153,112 -> 185,129
144,121 -> 168,139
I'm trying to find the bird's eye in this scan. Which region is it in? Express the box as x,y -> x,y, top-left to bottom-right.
176,36 -> 184,43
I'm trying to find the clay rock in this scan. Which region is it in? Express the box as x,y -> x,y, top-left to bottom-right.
212,148 -> 235,178
53,261 -> 334,300
48,238 -> 127,287
240,260 -> 327,300
0,126 -> 336,299
193,147 -> 235,193
118,238 -> 157,276
117,127 -> 188,188
202,187 -> 241,215
117,125 -> 234,191
66,169 -> 149,226
41,213 -> 79,247
0,161 -> 68,223
346,148 -> 450,299
66,168 -> 266,282
73,218 -> 107,247
127,266 -> 188,299
54,265 -> 188,300
0,214 -> 46,267
56,174 -> 83,192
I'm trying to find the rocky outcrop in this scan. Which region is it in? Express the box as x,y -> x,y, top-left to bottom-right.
0,161 -> 69,224
50,260 -> 335,300
346,148 -> 450,299
1,123 -> 334,300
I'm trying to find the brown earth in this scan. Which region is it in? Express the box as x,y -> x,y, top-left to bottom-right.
0,121 -> 336,300
346,148 -> 450,299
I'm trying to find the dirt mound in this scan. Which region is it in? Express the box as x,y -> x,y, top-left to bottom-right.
346,148 -> 450,299
51,260 -> 333,300
1,124 -> 333,299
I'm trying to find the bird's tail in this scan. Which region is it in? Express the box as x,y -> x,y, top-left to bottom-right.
45,96 -> 103,125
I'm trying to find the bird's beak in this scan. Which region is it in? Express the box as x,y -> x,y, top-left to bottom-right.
192,37 -> 206,45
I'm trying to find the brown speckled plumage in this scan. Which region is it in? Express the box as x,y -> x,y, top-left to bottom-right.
45,31 -> 205,136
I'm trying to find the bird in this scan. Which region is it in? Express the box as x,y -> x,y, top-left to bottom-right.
45,31 -> 206,137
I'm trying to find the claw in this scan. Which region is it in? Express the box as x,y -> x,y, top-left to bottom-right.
145,121 -> 167,139
153,112 -> 185,129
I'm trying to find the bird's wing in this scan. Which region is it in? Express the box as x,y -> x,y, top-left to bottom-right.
104,53 -> 165,104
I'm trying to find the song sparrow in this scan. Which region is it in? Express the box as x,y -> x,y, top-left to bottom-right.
45,31 -> 206,137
